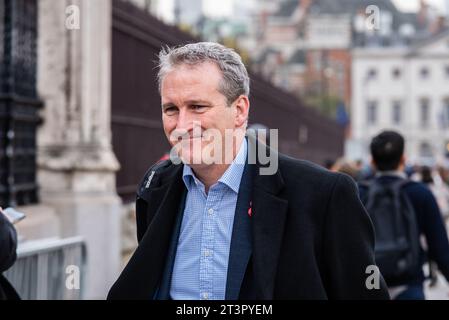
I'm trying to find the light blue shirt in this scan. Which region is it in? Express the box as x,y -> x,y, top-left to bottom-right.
170,139 -> 247,300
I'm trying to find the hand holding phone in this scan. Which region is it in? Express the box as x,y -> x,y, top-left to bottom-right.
0,207 -> 26,224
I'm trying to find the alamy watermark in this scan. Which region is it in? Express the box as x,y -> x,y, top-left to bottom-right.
65,265 -> 80,290
365,265 -> 381,290
167,123 -> 279,175
365,5 -> 381,31
65,5 -> 80,30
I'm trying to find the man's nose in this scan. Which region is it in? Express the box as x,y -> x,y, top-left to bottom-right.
176,109 -> 194,131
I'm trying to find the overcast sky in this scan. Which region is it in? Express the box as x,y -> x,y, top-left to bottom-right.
202,0 -> 449,17
159,0 -> 449,21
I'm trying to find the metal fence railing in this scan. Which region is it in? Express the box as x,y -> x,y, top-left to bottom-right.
4,237 -> 87,300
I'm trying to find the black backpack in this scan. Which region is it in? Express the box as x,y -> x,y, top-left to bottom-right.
360,178 -> 420,283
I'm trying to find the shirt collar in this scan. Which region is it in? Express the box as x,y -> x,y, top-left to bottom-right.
182,138 -> 247,194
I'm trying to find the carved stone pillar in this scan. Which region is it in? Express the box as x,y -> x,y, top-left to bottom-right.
37,0 -> 121,299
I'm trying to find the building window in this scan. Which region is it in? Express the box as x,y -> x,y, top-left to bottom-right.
443,98 -> 449,128
420,98 -> 430,128
367,68 -> 377,80
392,68 -> 401,79
445,65 -> 449,78
392,101 -> 402,124
420,67 -> 430,79
367,101 -> 377,125
419,142 -> 433,159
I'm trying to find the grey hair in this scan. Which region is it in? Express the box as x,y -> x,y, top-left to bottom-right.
157,42 -> 250,105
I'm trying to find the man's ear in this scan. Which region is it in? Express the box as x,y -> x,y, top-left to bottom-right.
233,95 -> 250,128
399,155 -> 406,169
370,157 -> 377,170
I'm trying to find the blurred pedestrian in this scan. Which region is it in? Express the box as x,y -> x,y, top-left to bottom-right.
330,158 -> 359,180
418,166 -> 449,287
359,131 -> 449,300
323,158 -> 335,170
419,166 -> 449,220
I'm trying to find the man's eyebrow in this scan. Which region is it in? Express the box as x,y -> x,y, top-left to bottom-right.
162,100 -> 212,109
185,100 -> 211,105
162,103 -> 177,109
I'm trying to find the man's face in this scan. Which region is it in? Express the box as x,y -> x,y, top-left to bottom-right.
161,62 -> 247,166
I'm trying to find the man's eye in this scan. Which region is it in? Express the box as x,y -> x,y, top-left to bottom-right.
164,107 -> 178,115
191,105 -> 206,111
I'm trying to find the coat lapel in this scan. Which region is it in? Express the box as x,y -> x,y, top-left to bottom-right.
249,137 -> 288,300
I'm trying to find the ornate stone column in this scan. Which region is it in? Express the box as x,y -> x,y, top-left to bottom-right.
37,0 -> 121,299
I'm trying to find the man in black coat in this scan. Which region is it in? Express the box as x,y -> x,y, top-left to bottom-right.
108,42 -> 389,300
0,207 -> 20,300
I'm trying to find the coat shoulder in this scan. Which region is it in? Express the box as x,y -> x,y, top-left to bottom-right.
278,154 -> 346,185
137,159 -> 180,197
277,154 -> 359,201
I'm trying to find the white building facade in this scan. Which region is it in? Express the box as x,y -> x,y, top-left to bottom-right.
347,30 -> 449,166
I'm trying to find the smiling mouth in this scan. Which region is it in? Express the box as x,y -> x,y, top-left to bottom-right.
170,137 -> 204,145
179,136 -> 203,141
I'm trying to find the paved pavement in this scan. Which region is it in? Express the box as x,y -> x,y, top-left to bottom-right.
425,273 -> 449,300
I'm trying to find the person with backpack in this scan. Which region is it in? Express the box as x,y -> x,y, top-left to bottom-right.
359,131 -> 449,300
